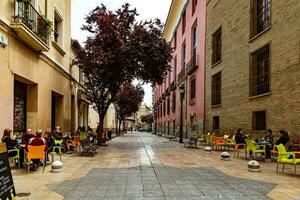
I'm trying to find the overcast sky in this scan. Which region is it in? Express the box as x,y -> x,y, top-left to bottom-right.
71,0 -> 172,107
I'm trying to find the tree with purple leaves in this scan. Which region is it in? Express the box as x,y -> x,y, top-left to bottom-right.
74,4 -> 172,144
114,83 -> 144,135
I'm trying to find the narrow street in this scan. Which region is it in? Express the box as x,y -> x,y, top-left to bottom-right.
13,132 -> 300,200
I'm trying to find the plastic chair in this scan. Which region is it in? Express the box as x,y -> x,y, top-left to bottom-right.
68,135 -> 80,152
226,135 -> 235,150
8,149 -> 20,169
26,145 -> 46,173
79,131 -> 88,140
206,135 -> 213,146
212,136 -> 227,150
246,139 -> 266,160
275,144 -> 300,175
49,140 -> 63,162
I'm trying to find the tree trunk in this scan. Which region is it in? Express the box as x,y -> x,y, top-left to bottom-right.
97,114 -> 105,145
118,120 -> 122,136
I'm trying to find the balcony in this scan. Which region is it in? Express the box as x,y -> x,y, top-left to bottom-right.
11,0 -> 51,51
166,87 -> 170,96
170,81 -> 176,91
177,67 -> 186,85
186,55 -> 198,75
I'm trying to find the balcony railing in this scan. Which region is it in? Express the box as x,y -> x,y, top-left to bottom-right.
170,81 -> 176,91
186,55 -> 198,75
14,0 -> 50,45
177,67 -> 186,85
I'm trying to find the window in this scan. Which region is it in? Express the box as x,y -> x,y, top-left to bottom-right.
167,98 -> 170,115
190,78 -> 196,101
253,111 -> 266,131
251,0 -> 271,37
192,0 -> 197,15
250,44 -> 270,96
213,116 -> 220,131
172,93 -> 176,112
54,10 -> 63,44
174,57 -> 177,81
163,101 -> 166,116
212,27 -> 222,65
174,31 -> 177,49
182,43 -> 186,70
182,10 -> 186,34
211,72 -> 221,106
192,25 -> 198,64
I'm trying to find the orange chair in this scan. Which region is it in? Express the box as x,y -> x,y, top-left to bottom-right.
212,136 -> 227,150
68,135 -> 80,152
26,145 -> 46,173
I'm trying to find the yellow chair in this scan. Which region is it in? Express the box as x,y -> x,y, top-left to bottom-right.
26,145 -> 46,173
246,140 -> 266,160
49,140 -> 63,162
8,149 -> 20,168
276,144 -> 300,175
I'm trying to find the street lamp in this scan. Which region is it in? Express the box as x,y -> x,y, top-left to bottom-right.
179,84 -> 185,143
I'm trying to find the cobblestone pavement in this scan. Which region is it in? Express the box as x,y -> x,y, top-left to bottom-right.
13,132 -> 300,200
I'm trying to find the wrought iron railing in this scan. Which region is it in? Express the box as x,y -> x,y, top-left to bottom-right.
177,67 -> 186,84
186,55 -> 198,75
170,81 -> 176,91
14,0 -> 50,44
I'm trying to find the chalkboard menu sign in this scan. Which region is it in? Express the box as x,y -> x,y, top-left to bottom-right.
0,143 -> 17,200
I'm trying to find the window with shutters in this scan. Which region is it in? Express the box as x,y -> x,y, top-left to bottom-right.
190,78 -> 196,104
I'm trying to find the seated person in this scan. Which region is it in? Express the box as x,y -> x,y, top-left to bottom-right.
27,130 -> 48,170
235,128 -> 246,144
275,130 -> 290,146
21,129 -> 35,144
265,129 -> 274,159
265,129 -> 274,144
2,129 -> 17,157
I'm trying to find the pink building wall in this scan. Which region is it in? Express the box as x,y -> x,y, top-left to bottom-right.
154,0 -> 206,136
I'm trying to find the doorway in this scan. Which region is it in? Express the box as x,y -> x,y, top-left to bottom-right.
51,92 -> 63,131
14,80 -> 27,132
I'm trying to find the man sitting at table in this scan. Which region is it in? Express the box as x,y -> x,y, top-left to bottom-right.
265,129 -> 274,159
27,130 -> 48,170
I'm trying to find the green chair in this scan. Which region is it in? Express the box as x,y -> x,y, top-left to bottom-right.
79,131 -> 88,140
276,144 -> 300,175
226,135 -> 235,150
206,135 -> 213,146
8,149 -> 20,168
49,140 -> 63,162
246,139 -> 266,160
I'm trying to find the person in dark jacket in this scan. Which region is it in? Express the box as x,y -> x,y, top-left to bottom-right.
265,129 -> 274,159
2,129 -> 17,157
27,130 -> 48,170
276,130 -> 290,146
235,128 -> 246,144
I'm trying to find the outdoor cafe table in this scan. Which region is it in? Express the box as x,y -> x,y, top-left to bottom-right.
254,141 -> 271,160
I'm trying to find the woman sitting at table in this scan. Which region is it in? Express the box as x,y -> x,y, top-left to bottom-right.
235,128 -> 246,144
276,130 -> 290,146
2,129 -> 18,157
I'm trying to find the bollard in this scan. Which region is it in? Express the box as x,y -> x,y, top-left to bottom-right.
220,152 -> 230,161
248,160 -> 261,172
204,146 -> 212,154
51,161 -> 63,173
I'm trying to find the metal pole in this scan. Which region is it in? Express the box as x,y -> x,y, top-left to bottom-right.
179,93 -> 184,143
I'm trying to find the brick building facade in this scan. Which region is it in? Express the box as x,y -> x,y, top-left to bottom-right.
205,0 -> 300,135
